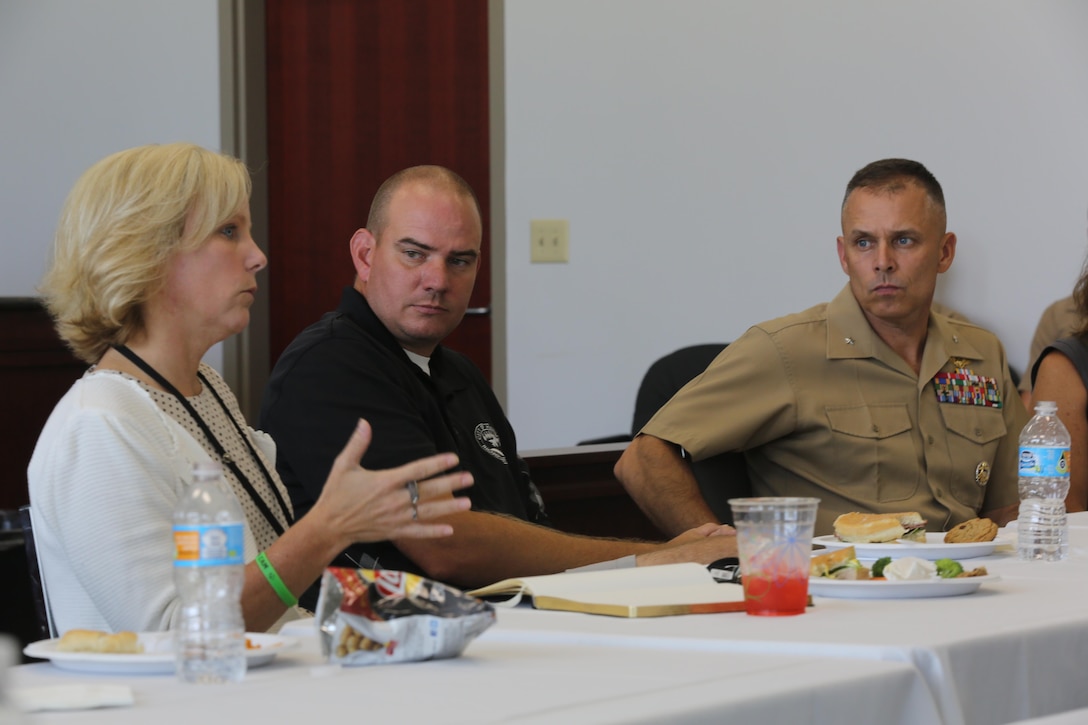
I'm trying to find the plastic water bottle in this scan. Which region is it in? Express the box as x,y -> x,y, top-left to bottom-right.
1017,401 -> 1070,561
173,462 -> 247,683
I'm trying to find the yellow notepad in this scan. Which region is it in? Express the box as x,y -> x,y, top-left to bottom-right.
467,562 -> 746,618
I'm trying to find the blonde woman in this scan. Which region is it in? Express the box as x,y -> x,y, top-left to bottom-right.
29,143 -> 472,635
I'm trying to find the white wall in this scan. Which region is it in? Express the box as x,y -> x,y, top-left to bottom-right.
0,0 -> 224,368
5,1 -> 1088,451
504,0 -> 1088,449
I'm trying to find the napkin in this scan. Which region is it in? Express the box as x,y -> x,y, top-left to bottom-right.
12,684 -> 134,712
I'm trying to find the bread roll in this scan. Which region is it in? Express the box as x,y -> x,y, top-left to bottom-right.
833,511 -> 926,543
56,629 -> 107,653
56,629 -> 143,654
833,513 -> 905,543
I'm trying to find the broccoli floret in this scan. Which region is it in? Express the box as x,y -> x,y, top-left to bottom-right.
935,559 -> 964,578
871,556 -> 892,577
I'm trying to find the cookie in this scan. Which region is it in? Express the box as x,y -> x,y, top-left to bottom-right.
943,517 -> 998,543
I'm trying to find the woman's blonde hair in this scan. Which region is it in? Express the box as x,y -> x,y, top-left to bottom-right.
41,143 -> 251,363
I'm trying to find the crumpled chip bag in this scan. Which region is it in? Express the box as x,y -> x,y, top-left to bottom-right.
316,567 -> 495,666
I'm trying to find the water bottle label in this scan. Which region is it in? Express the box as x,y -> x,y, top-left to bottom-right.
174,523 -> 244,567
1018,446 -> 1070,478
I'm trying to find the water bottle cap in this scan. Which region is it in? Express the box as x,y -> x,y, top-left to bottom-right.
1035,401 -> 1058,414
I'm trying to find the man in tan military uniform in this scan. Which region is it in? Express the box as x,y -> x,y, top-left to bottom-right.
615,159 -> 1028,537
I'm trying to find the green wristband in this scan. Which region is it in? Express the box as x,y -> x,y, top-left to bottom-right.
256,551 -> 298,607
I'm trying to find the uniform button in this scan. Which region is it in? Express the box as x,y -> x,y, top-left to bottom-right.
975,428 -> 982,437
936,489 -> 943,497
927,435 -> 934,445
872,425 -> 880,433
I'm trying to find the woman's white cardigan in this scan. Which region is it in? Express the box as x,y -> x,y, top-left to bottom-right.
27,368 -> 266,635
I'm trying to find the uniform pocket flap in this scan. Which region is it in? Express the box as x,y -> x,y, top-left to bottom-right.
939,404 -> 1007,445
826,404 -> 913,440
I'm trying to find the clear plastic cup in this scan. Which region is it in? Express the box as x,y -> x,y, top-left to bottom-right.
728,497 -> 819,616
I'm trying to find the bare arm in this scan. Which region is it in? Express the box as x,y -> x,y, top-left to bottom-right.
979,502 -> 1018,528
1032,352 -> 1088,513
613,434 -> 719,537
394,511 -> 650,587
392,510 -> 736,589
241,420 -> 472,631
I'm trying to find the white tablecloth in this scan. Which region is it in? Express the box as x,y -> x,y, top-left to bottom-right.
488,515 -> 1088,725
8,625 -> 938,724
11,514 -> 1088,724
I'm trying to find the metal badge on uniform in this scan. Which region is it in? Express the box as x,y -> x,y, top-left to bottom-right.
933,359 -> 1002,409
975,461 -> 990,486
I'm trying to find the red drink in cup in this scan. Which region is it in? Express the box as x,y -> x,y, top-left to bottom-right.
740,574 -> 809,616
729,497 -> 819,617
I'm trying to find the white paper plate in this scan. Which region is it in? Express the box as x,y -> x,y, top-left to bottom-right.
811,533 -> 1010,561
808,573 -> 1000,599
24,632 -> 297,674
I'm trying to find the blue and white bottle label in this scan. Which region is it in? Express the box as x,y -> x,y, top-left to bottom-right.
174,523 -> 245,567
1018,446 -> 1070,478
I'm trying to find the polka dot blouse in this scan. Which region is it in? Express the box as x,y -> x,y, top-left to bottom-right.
106,366 -> 294,551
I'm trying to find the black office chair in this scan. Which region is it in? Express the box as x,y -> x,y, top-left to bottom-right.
629,344 -> 751,524
578,344 -> 734,446
18,505 -> 53,640
631,344 -> 729,434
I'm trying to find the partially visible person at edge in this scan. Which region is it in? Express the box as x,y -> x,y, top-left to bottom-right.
1030,255 -> 1088,512
28,144 -> 473,635
1021,295 -> 1080,410
614,158 -> 1027,538
261,165 -> 737,607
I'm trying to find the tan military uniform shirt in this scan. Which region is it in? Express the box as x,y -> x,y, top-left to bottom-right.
642,285 -> 1028,536
1021,295 -> 1080,392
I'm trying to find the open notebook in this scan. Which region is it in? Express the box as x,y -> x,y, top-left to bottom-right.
467,562 -> 746,618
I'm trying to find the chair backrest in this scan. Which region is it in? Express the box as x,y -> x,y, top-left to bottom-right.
632,344 -> 729,435
632,344 -> 751,524
18,505 -> 54,639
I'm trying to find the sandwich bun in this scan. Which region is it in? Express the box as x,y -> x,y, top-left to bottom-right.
833,511 -> 927,543
810,546 -> 867,578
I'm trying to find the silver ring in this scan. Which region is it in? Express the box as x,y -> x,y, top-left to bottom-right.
407,480 -> 420,520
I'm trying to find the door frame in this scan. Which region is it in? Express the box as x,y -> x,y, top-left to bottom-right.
220,0 -> 509,417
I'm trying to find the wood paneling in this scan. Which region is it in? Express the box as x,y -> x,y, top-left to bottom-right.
265,0 -> 491,378
523,444 -> 666,542
0,299 -> 84,510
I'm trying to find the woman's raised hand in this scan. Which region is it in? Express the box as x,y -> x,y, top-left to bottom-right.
313,418 -> 473,544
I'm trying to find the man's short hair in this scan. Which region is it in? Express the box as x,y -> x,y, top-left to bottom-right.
366,165 -> 480,238
842,158 -> 945,214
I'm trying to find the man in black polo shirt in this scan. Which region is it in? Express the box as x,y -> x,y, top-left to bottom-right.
261,165 -> 735,602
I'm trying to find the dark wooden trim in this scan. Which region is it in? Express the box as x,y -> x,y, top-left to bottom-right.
523,443 -> 665,542
0,298 -> 85,510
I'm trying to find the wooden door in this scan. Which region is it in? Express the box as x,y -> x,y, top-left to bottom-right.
264,0 -> 491,378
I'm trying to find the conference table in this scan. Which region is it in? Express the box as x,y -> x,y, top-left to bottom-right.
10,515 -> 1088,724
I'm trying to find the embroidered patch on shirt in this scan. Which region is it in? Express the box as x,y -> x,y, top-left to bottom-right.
933,363 -> 1002,408
475,422 -> 508,463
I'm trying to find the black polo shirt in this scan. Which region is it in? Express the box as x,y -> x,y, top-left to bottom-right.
260,287 -> 548,600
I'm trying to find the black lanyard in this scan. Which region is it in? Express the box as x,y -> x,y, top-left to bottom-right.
112,345 -> 294,535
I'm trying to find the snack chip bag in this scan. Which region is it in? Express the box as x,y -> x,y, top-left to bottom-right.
315,567 -> 495,666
